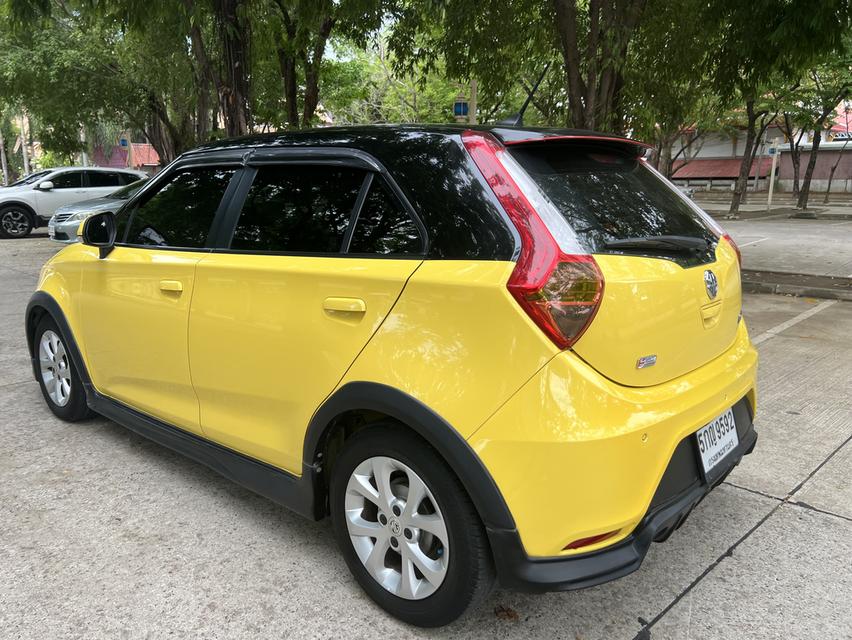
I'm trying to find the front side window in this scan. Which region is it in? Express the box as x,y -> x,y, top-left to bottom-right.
348,178 -> 423,255
86,171 -> 123,188
124,167 -> 235,248
50,172 -> 84,189
231,165 -> 364,253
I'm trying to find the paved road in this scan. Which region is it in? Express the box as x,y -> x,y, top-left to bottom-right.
1,236 -> 851,639
722,217 -> 852,279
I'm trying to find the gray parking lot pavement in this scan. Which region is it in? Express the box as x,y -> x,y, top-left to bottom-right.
723,217 -> 852,279
1,236 -> 851,640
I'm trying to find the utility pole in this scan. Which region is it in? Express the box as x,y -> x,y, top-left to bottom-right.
468,79 -> 478,125
80,127 -> 89,167
20,114 -> 30,175
0,124 -> 9,185
766,136 -> 780,211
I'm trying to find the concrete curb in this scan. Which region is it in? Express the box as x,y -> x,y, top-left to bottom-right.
742,269 -> 852,301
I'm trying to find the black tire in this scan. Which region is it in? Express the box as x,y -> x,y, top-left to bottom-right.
33,316 -> 91,421
0,205 -> 35,238
330,425 -> 495,627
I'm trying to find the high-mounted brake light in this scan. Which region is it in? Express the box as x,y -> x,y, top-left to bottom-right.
722,233 -> 742,268
462,130 -> 604,349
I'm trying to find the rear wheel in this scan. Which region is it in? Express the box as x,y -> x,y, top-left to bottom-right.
34,316 -> 90,421
0,206 -> 34,238
330,426 -> 494,627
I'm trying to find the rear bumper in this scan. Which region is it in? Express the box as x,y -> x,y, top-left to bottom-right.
486,401 -> 757,592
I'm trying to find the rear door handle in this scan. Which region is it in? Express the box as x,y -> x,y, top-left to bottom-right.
159,280 -> 184,293
323,297 -> 366,313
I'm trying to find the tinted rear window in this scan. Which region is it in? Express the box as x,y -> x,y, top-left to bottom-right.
509,146 -> 714,253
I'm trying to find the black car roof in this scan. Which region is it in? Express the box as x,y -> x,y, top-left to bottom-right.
184,124 -> 647,156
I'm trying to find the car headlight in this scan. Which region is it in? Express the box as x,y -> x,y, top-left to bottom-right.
66,211 -> 91,223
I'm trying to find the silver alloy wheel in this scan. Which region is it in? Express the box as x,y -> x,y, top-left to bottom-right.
345,456 -> 450,600
39,330 -> 72,407
1,209 -> 30,237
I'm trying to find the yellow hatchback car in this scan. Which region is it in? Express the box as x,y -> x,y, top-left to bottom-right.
26,126 -> 757,626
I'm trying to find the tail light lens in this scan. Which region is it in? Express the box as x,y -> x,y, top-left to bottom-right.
462,130 -> 604,349
722,233 -> 742,268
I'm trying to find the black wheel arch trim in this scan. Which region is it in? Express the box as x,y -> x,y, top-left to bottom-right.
26,291 -> 91,385
303,381 -> 517,531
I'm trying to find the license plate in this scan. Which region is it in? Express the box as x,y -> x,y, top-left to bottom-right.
696,408 -> 738,474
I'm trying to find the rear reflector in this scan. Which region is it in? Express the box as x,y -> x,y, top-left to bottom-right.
563,529 -> 620,551
462,130 -> 604,349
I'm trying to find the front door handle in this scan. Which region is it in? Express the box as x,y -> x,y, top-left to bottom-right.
159,280 -> 184,293
323,297 -> 366,313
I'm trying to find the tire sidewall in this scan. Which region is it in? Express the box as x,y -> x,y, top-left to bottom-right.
330,426 -> 488,627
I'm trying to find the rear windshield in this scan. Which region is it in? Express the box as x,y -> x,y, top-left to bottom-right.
508,145 -> 715,253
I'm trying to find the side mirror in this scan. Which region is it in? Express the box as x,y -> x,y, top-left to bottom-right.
37,181 -> 54,191
81,212 -> 116,258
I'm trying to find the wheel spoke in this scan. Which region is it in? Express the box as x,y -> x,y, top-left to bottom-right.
345,511 -> 384,538
404,542 -> 445,587
364,535 -> 391,577
398,556 -> 419,600
402,471 -> 427,518
410,512 -> 448,543
349,472 -> 381,507
371,457 -> 395,510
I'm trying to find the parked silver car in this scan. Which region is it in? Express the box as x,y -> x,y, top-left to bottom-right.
48,178 -> 147,243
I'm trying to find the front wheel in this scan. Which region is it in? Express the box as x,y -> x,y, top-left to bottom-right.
0,206 -> 34,238
34,316 -> 90,421
330,426 -> 494,627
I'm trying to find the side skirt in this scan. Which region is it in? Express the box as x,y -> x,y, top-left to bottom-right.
85,385 -> 322,521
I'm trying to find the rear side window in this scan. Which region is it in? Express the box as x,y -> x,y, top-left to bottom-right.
231,165 -> 364,253
86,171 -> 123,188
125,167 -> 235,248
508,145 -> 714,252
120,173 -> 142,185
348,178 -> 422,255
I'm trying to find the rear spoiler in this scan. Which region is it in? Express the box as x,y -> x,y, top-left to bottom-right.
490,128 -> 652,156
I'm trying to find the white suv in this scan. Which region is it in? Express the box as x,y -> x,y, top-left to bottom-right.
0,167 -> 147,238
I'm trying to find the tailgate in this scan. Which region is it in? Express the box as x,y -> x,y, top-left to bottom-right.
573,238 -> 741,386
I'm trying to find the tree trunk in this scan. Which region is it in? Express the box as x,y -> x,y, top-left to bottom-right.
277,47 -> 299,128
783,114 -> 802,198
20,114 -> 30,175
300,17 -> 334,127
823,140 -> 849,203
797,130 -> 822,210
0,125 -> 8,185
216,0 -> 251,137
552,0 -> 646,132
729,101 -> 759,216
659,137 -> 674,178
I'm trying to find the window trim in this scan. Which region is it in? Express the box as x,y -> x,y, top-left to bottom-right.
118,164 -> 243,251
214,151 -> 428,258
112,146 -> 429,257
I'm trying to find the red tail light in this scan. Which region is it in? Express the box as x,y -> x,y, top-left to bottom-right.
722,233 -> 742,268
462,130 -> 603,349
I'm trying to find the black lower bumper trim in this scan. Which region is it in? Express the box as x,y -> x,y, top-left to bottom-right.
488,422 -> 757,593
